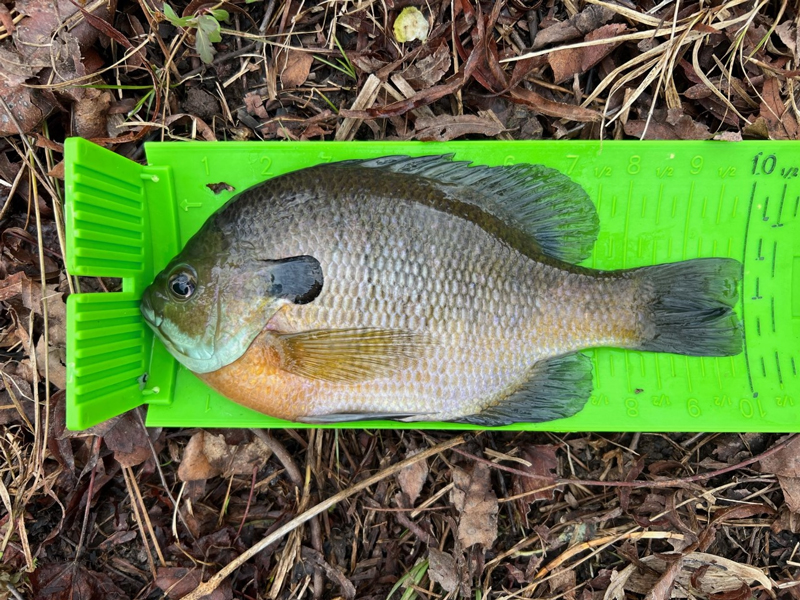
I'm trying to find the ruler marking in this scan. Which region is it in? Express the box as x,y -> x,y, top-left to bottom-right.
683,182 -> 694,259
716,185 -> 725,225
655,356 -> 662,388
792,356 -> 797,376
740,182 -> 756,395
772,241 -> 778,278
794,195 -> 800,218
762,195 -> 770,221
623,181 -> 632,269
757,238 -> 764,261
775,184 -> 787,226
597,184 -> 603,214
756,316 -> 762,337
754,276 -> 761,300
685,357 -> 693,393
625,353 -> 633,393
761,356 -> 767,378
776,352 -> 783,385
656,185 -> 663,225
715,358 -> 722,390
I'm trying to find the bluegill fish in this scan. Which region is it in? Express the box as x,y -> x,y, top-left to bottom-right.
139,156 -> 742,425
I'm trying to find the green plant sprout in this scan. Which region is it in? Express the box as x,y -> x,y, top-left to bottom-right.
163,3 -> 230,64
313,36 -> 357,81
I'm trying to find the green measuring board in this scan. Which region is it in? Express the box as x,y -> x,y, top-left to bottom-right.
64,138 -> 800,431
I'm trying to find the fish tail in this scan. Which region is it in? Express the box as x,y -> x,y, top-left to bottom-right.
632,258 -> 743,356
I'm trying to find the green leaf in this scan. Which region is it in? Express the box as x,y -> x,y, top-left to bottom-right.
197,14 -> 222,42
195,28 -> 216,64
208,8 -> 229,22
163,3 -> 192,27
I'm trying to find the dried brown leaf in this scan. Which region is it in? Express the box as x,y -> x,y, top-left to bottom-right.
30,562 -> 128,600
759,77 -> 799,140
604,564 -> 637,600
73,88 -> 113,139
548,47 -> 583,84
511,445 -> 559,519
645,556 -> 683,600
510,86 -> 600,122
532,4 -> 614,49
277,49 -> 314,89
624,552 -> 771,598
413,114 -> 505,141
244,92 -> 267,119
156,567 -> 232,599
760,435 -> 800,477
451,461 -> 498,549
743,116 -> 770,139
775,476 -> 800,512
541,12 -> 624,83
399,42 -> 451,89
775,22 -> 797,57
625,109 -> 711,140
165,113 -> 217,141
550,569 -> 577,600
428,548 -> 459,593
103,411 -> 151,467
582,24 -> 628,71
0,77 -> 50,136
179,430 -> 272,482
396,449 -> 428,505
179,431 -> 220,481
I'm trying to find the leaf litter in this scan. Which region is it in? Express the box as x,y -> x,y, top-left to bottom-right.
3,0 -> 800,599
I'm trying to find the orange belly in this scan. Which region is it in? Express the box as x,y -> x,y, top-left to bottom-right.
197,331 -> 314,421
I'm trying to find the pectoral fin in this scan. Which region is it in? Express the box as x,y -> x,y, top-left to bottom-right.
276,328 -> 427,383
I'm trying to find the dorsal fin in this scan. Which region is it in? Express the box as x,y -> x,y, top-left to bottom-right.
343,155 -> 599,264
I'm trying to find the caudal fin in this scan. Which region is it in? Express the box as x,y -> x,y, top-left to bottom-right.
634,258 -> 743,357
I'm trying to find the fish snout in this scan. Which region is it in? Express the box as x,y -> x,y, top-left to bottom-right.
140,289 -> 163,328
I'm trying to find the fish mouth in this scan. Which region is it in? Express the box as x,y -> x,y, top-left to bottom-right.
140,290 -> 163,328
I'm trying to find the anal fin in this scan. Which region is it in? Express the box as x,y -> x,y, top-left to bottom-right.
457,353 -> 593,426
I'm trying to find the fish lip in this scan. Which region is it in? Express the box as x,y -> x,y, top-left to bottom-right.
140,290 -> 163,328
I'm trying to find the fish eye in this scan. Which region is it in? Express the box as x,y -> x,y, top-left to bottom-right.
168,268 -> 196,301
